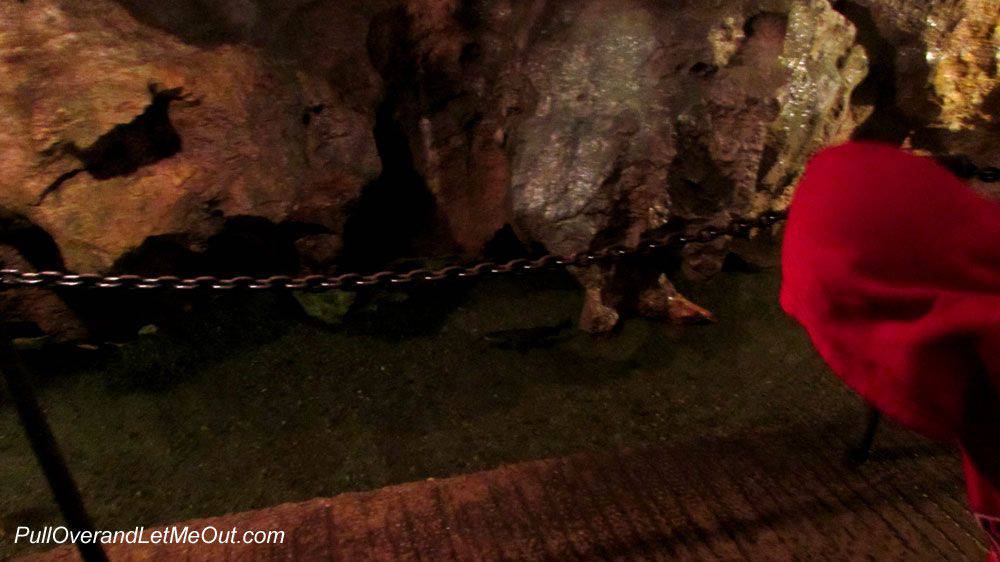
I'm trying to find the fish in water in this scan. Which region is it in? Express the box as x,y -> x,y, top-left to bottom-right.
34,83 -> 199,205
483,319 -> 573,353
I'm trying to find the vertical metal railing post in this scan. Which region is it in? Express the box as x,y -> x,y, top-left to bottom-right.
847,405 -> 882,466
0,331 -> 109,562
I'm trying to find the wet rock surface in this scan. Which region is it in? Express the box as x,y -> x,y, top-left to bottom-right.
385,0 -> 868,244
378,0 -> 867,330
0,0 -> 382,274
0,244 -> 86,343
0,0 -> 996,336
840,0 -> 999,196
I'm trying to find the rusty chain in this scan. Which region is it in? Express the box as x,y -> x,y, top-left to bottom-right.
0,211 -> 788,292
1,159 -> 993,562
0,160 -> 995,293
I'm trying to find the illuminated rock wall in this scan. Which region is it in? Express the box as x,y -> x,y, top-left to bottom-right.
0,0 -> 995,335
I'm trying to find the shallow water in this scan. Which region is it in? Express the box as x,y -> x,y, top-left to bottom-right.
0,243 -> 870,558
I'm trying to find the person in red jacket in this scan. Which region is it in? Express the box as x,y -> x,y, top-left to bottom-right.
780,141 -> 1000,560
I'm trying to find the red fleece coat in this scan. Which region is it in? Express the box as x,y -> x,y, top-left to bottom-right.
780,141 -> 1000,559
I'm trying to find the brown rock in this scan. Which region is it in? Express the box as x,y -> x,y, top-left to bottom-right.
3,0 -> 994,338
917,0 -> 999,200
840,0 -> 999,176
0,0 -> 382,273
923,0 -> 999,132
386,0 -> 866,251
388,0 -> 868,331
636,274 -> 715,325
576,266 -> 622,334
0,245 -> 87,342
368,0 -> 528,255
681,237 -> 732,282
295,234 -> 344,273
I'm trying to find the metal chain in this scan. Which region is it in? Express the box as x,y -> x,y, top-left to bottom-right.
0,160 -> 994,293
0,212 -> 788,292
975,165 -> 1000,182
938,157 -> 1000,183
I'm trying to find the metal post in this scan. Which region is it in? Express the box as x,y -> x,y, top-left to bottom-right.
846,405 -> 882,466
0,334 -> 109,562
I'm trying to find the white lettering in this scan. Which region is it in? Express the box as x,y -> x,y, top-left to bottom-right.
10,525 -> 285,546
14,526 -> 30,543
51,526 -> 69,544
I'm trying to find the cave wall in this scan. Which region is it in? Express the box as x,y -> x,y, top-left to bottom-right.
380,0 -> 998,258
0,0 -> 997,335
372,0 -> 853,258
0,0 -> 385,274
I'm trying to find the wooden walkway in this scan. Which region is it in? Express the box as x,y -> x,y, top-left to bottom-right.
25,421 -> 986,561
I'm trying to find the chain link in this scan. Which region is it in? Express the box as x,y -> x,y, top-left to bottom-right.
976,166 -> 1000,183
0,212 -> 788,292
937,155 -> 1000,183
3,156 -> 994,293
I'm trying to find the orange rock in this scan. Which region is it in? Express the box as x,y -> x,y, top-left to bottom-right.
0,0 -> 381,273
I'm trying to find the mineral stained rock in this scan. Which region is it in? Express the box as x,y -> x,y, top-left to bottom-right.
0,243 -> 86,343
387,0 -> 867,331
856,0 -> 999,133
1,0 -> 996,338
0,0 -> 382,273
843,0 -> 999,196
918,0 -> 999,198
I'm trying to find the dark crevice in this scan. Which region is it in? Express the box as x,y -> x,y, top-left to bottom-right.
301,104 -> 326,125
203,216 -> 301,276
667,136 -> 736,219
0,210 -> 66,271
590,162 -> 636,252
460,42 -> 484,67
731,12 -> 788,69
339,101 -> 444,271
742,12 -> 787,39
36,84 -> 195,205
113,234 -> 204,277
832,0 -> 922,144
112,216 -> 303,277
755,144 -> 779,188
278,220 -> 333,240
344,12 -> 460,273
0,214 -> 98,344
481,224 -> 544,262
81,216 -> 306,342
111,0 -> 247,47
689,62 -> 718,77
426,90 -> 470,116
454,1 -> 488,29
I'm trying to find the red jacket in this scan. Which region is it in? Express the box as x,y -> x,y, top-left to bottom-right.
780,141 -> 1000,559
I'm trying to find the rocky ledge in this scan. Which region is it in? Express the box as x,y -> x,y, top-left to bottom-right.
0,0 -> 996,337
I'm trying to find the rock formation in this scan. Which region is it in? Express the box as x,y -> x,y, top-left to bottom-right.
0,0 -> 996,337
836,0 -> 998,195
377,0 -> 867,330
0,0 -> 383,275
